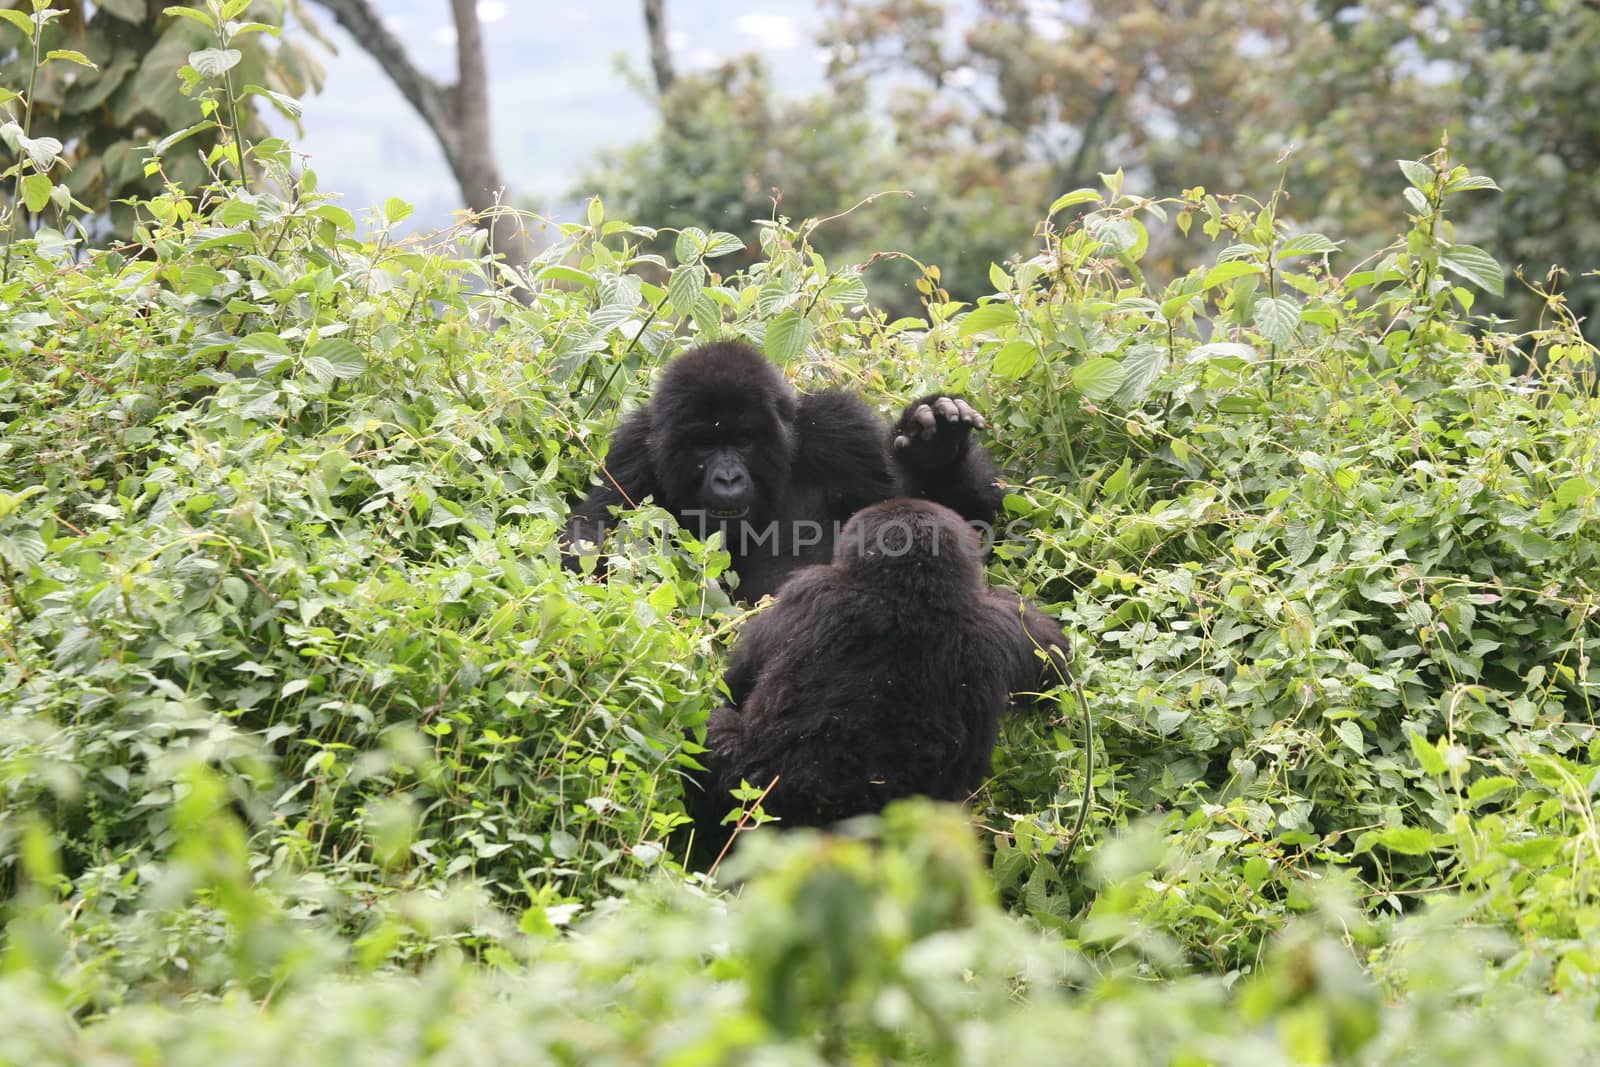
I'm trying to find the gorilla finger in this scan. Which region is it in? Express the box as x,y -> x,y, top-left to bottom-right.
952,399 -> 979,424
934,397 -> 961,422
913,405 -> 938,433
893,434 -> 912,451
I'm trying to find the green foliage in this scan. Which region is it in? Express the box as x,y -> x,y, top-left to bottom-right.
0,0 -> 323,236
4,22 -> 1600,1058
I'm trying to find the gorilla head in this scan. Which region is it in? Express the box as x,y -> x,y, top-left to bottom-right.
646,342 -> 799,524
834,499 -> 984,593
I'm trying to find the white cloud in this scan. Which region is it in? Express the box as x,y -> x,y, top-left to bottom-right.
735,13 -> 799,51
477,1 -> 507,23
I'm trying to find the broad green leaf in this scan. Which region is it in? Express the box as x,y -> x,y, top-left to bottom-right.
0,10 -> 35,34
703,232 -> 745,258
957,302 -> 1017,337
1374,825 -> 1435,855
666,263 -> 706,320
0,530 -> 46,570
188,47 -> 242,78
1409,730 -> 1447,776
1403,187 -> 1429,216
1439,244 -> 1505,296
673,226 -> 706,264
1254,296 -> 1299,345
1397,159 -> 1434,190
1189,341 -> 1258,365
1071,357 -> 1125,401
383,197 -> 414,224
1200,261 -> 1263,290
1114,343 -> 1167,406
993,340 -> 1038,379
764,311 -> 811,365
1467,776 -> 1516,806
1277,232 -> 1339,258
1556,477 -> 1595,507
586,196 -> 604,228
307,338 -> 366,379
1048,188 -> 1100,214
19,134 -> 63,169
20,172 -> 51,213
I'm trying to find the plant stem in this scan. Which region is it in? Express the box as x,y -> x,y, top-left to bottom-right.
2,13 -> 44,284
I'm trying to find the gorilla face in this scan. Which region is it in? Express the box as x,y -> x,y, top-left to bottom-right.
647,344 -> 798,525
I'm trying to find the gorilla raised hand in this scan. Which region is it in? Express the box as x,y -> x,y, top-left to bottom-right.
683,499 -> 1068,866
562,341 -> 1003,601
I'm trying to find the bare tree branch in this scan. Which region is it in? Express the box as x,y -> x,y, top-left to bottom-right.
307,0 -> 534,281
642,0 -> 676,93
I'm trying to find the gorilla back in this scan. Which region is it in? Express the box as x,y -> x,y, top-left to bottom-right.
684,499 -> 1069,866
562,341 -> 1005,601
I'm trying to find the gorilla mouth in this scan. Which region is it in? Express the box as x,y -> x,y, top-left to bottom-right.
708,506 -> 749,520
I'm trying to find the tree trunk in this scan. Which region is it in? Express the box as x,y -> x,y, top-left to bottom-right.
307,0 -> 534,277
642,0 -> 676,94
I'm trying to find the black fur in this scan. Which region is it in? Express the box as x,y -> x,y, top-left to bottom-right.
683,499 -> 1068,867
563,341 -> 1005,601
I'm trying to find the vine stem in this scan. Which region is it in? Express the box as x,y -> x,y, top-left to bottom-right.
2,12 -> 44,284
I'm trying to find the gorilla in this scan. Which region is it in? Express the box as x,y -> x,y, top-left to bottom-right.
682,498 -> 1069,868
563,341 -> 1004,601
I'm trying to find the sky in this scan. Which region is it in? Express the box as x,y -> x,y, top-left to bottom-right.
280,1 -> 831,230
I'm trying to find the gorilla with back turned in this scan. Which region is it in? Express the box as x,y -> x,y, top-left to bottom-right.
682,498 -> 1068,866
563,341 -> 1004,600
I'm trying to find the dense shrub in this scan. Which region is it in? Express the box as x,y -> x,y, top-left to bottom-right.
3,11 -> 1600,1057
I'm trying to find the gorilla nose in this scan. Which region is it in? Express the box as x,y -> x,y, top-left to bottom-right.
710,469 -> 750,498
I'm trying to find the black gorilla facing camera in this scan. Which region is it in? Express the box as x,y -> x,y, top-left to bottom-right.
681,498 -> 1069,869
562,341 -> 1006,601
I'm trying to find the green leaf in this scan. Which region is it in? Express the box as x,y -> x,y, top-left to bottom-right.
1071,357 -> 1126,402
20,172 -> 51,213
43,49 -> 97,69
1444,174 -> 1500,193
666,263 -> 706,320
1467,776 -> 1516,807
188,47 -> 242,78
703,232 -> 745,258
1397,159 -> 1434,190
1403,187 -> 1430,216
993,340 -> 1038,379
1253,296 -> 1299,345
383,197 -> 414,225
0,10 -> 36,34
586,196 -> 604,228
1555,477 -> 1595,507
1374,825 -> 1435,855
1200,261 -> 1263,290
957,302 -> 1017,337
1048,188 -> 1101,214
673,226 -> 705,264
306,338 -> 366,380
18,134 -> 63,169
0,530 -> 46,570
244,83 -> 302,120
1409,730 -> 1447,776
1276,232 -> 1339,258
1439,244 -> 1505,296
1114,343 -> 1167,406
764,311 -> 811,365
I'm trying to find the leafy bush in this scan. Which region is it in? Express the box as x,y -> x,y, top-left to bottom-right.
3,8 -> 1600,1060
